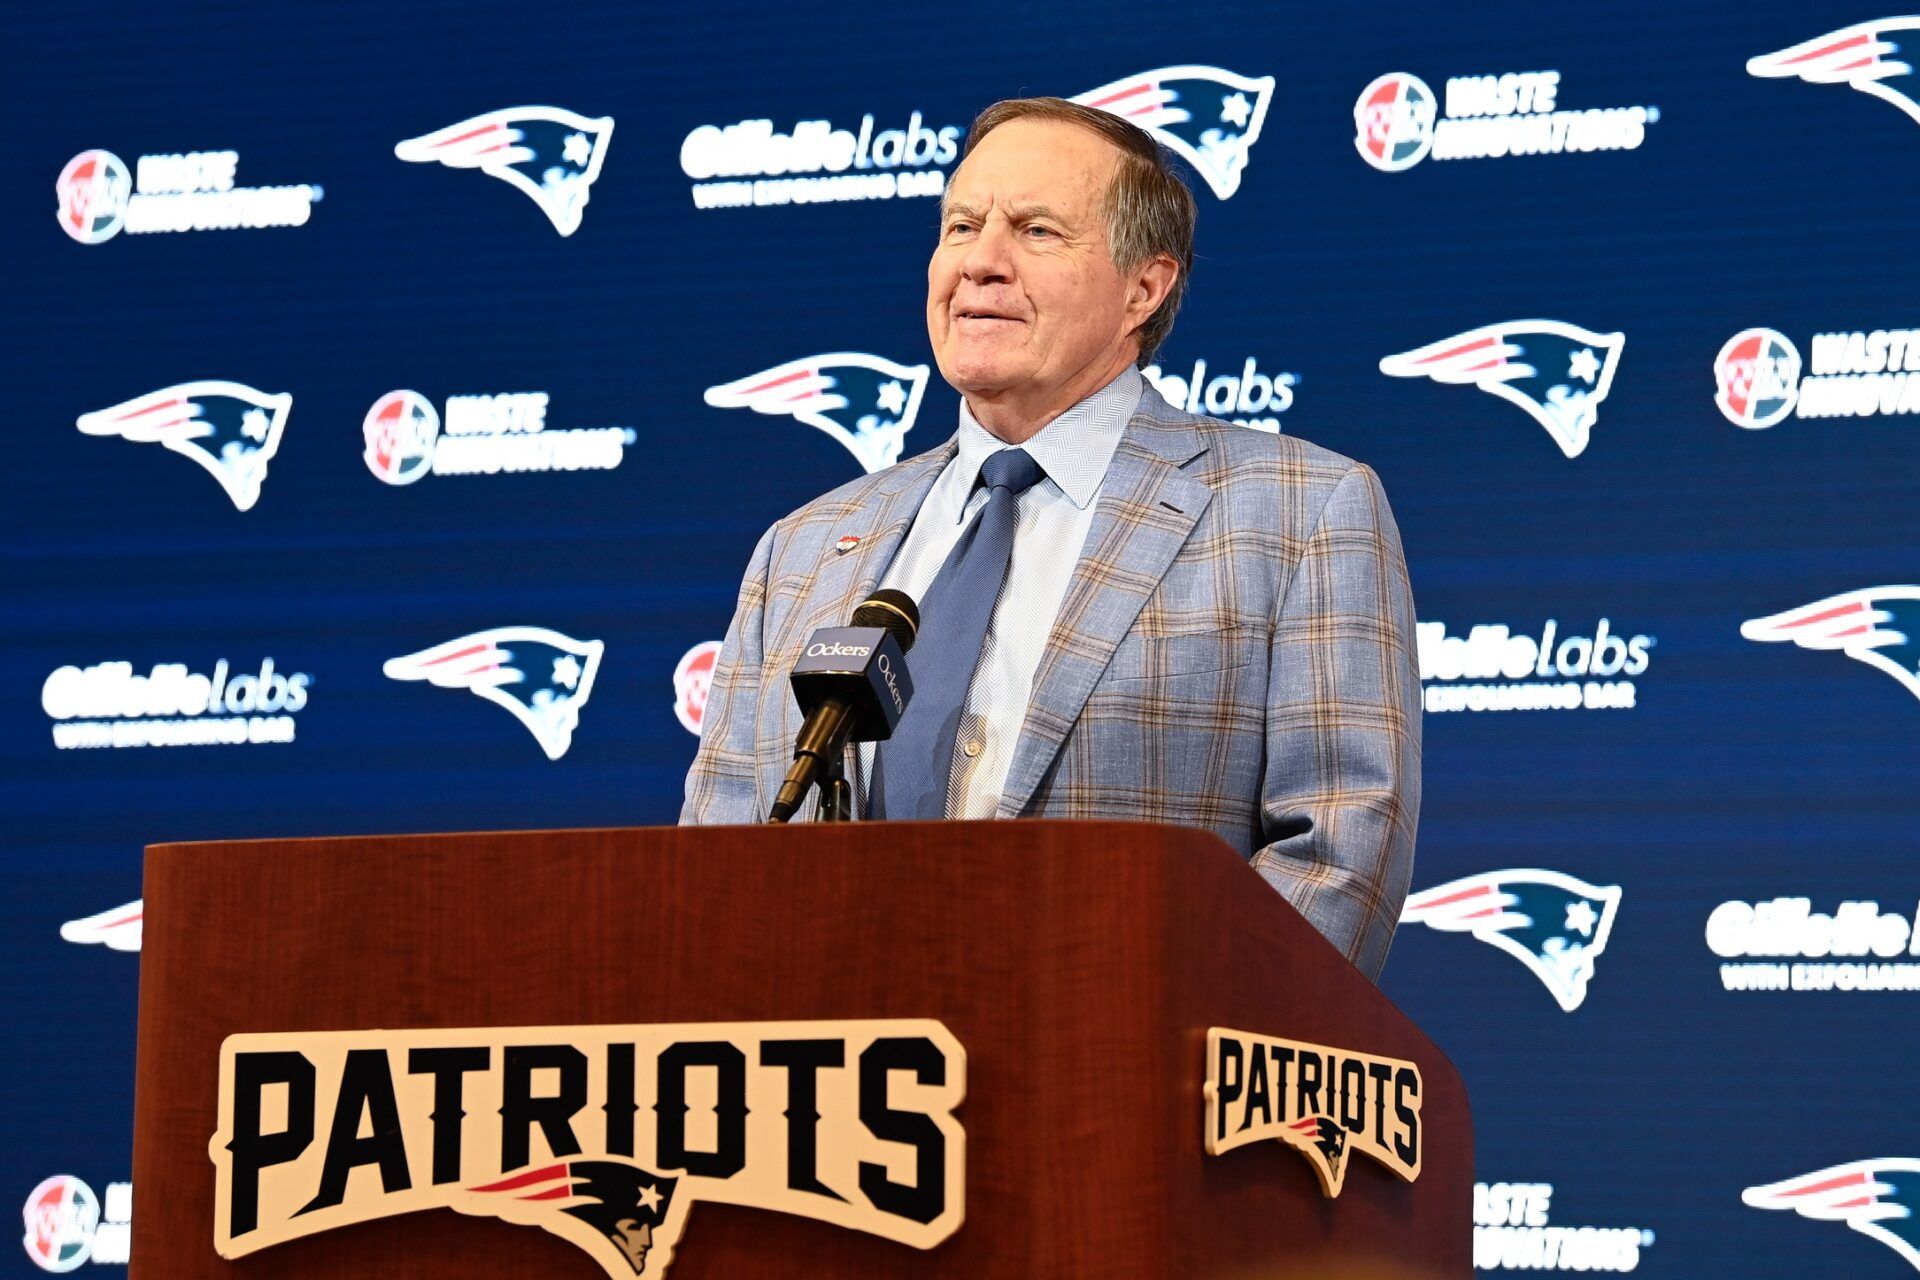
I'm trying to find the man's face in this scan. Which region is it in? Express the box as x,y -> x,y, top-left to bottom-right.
927,118 -> 1140,413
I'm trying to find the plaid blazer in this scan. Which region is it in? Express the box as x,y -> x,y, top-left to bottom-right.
681,386 -> 1421,979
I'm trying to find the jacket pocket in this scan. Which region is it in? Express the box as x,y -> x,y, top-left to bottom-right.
1099,625 -> 1262,684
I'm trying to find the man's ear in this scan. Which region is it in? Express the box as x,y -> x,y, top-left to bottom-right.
1125,253 -> 1180,331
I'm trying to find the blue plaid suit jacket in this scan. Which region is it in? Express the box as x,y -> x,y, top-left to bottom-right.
681,386 -> 1421,979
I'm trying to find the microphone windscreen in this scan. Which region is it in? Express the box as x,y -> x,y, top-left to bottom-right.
852,589 -> 920,652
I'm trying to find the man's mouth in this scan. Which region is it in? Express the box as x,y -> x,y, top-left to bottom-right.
955,309 -> 1023,324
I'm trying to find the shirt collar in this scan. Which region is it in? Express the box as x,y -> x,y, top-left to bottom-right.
951,367 -> 1143,519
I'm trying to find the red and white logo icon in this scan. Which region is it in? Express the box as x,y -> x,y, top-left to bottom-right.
1354,73 -> 1436,171
363,391 -> 441,484
55,152 -> 132,244
1714,328 -> 1802,429
22,1177 -> 98,1272
673,641 -> 723,735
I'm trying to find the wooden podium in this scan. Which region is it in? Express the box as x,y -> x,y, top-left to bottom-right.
132,821 -> 1470,1277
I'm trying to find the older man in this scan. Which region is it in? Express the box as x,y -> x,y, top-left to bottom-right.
683,98 -> 1420,979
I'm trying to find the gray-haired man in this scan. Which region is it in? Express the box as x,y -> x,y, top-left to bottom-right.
684,98 -> 1421,979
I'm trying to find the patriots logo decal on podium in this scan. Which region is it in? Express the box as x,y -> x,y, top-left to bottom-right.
704,353 -> 929,473
1741,586 -> 1920,703
1401,869 -> 1622,1012
1073,66 -> 1275,199
462,1160 -> 686,1278
1290,1115 -> 1350,1189
1748,19 -> 1920,128
1379,321 -> 1624,458
384,626 -> 605,759
396,107 -> 614,236
76,380 -> 292,510
1744,1160 -> 1920,1271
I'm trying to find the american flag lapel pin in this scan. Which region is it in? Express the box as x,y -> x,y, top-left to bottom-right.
834,534 -> 862,555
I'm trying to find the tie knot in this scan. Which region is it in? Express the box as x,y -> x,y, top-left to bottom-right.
979,447 -> 1045,497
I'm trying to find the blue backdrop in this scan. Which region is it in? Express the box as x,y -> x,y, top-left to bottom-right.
7,0 -> 1918,1273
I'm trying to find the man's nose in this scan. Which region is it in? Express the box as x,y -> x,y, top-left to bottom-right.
959,218 -> 1014,284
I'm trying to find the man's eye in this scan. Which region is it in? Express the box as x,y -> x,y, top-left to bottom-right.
1025,225 -> 1057,239
945,222 -> 974,236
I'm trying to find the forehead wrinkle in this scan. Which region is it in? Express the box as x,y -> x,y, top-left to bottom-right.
1002,202 -> 1065,223
938,194 -> 1078,228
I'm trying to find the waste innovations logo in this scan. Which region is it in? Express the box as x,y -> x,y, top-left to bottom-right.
1353,74 -> 1437,171
76,381 -> 291,511
1749,19 -> 1920,130
705,354 -> 929,473
672,641 -> 723,735
56,148 -> 319,244
1711,896 -> 1920,992
1141,356 -> 1295,432
1417,618 -> 1652,714
384,627 -> 604,760
1716,324 -> 1920,425
209,1020 -> 964,1280
1714,328 -> 1803,428
396,107 -> 613,236
43,658 -> 311,750
362,390 -> 635,484
22,1177 -> 130,1272
1353,69 -> 1657,171
1401,869 -> 1622,1012
1742,586 -> 1920,704
1744,1161 -> 1920,1272
1475,1180 -> 1654,1273
682,106 -> 958,209
60,900 -> 143,953
1073,66 -> 1275,199
1379,322 -> 1624,458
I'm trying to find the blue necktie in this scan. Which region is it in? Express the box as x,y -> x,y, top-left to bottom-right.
873,447 -> 1047,819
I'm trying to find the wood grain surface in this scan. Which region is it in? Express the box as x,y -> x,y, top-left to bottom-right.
132,821 -> 1470,1277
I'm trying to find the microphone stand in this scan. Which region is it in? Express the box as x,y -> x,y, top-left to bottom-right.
815,751 -> 853,823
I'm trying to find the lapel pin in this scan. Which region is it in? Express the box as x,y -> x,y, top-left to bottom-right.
834,534 -> 862,555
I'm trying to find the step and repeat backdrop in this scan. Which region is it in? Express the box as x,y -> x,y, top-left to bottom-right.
6,0 -> 1917,1273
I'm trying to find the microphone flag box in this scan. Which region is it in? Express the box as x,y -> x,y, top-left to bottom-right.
789,626 -> 913,740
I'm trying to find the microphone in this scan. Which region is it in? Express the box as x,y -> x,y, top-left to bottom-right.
766,589 -> 919,824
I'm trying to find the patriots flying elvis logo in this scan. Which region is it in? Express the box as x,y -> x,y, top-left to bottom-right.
1401,869 -> 1622,1012
1379,321 -> 1624,458
60,899 -> 143,953
77,381 -> 291,510
384,627 -> 604,760
1073,65 -> 1275,199
704,353 -> 928,473
396,107 -> 613,236
1749,19 -> 1920,127
464,1159 -> 685,1278
1745,1160 -> 1920,1272
1742,586 -> 1920,703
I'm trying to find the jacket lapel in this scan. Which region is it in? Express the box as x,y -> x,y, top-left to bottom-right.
763,443 -> 957,805
791,442 -> 957,645
996,406 -> 1215,816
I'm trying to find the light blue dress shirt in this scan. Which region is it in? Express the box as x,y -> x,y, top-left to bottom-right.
859,367 -> 1144,817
